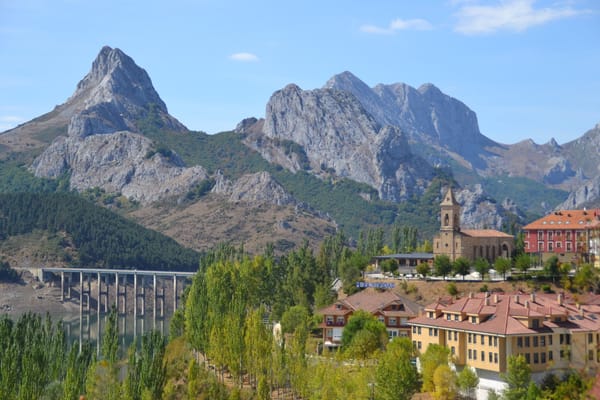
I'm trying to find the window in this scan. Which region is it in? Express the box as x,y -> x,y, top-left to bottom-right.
525,353 -> 530,363
549,351 -> 553,361
566,242 -> 572,251
489,352 -> 493,362
336,316 -> 344,325
540,336 -> 546,346
494,353 -> 499,363
549,335 -> 553,346
589,333 -> 593,344
418,341 -> 422,350
481,335 -> 485,345
548,242 -> 554,251
454,314 -> 459,321
534,353 -> 539,364
389,317 -> 397,326
494,337 -> 498,347
532,319 -> 540,328
468,333 -> 472,343
538,231 -> 543,240
471,316 -> 477,323
451,346 -> 455,355
566,231 -> 572,240
517,337 -> 523,347
429,328 -> 433,336
454,331 -> 458,341
400,317 -> 408,325
541,352 -> 546,363
412,326 -> 416,334
488,336 -> 492,346
418,327 -> 422,335
326,316 -> 334,325
468,349 -> 472,359
434,328 -> 438,337
447,314 -> 451,320
538,242 -> 544,251
428,311 -> 434,318
533,336 -> 538,347
378,316 -> 385,323
481,351 -> 485,361
548,231 -> 554,240
589,350 -> 594,361
525,337 -> 530,347
556,241 -> 562,248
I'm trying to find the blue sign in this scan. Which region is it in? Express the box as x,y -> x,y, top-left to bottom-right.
356,281 -> 395,289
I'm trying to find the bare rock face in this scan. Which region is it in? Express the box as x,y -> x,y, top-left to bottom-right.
556,177 -> 600,210
229,172 -> 295,206
66,46 -> 186,137
32,131 -> 208,204
454,185 -> 517,230
31,46 -> 206,204
253,83 -> 434,201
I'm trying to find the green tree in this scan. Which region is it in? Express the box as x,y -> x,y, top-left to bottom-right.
473,258 -> 489,281
515,253 -> 532,276
101,307 -> 119,366
416,262 -> 431,279
433,364 -> 457,399
375,337 -> 419,400
341,310 -> 387,353
457,367 -> 479,399
420,344 -> 451,393
494,257 -> 511,280
452,257 -> 471,280
573,263 -> 600,293
501,354 -> 531,400
544,255 -> 560,283
434,255 -> 452,279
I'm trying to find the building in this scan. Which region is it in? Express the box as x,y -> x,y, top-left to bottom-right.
318,288 -> 422,349
433,188 -> 514,263
408,291 -> 600,399
522,209 -> 600,265
372,252 -> 434,275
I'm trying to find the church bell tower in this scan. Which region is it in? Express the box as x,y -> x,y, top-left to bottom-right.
440,187 -> 460,232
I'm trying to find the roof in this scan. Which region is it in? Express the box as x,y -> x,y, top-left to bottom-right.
523,209 -> 600,230
317,288 -> 422,317
373,253 -> 434,260
410,292 -> 600,336
461,229 -> 513,238
441,187 -> 459,206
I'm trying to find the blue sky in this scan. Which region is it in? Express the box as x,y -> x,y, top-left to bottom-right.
1,0 -> 598,145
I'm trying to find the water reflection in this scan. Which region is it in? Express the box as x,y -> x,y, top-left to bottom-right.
61,312 -> 171,354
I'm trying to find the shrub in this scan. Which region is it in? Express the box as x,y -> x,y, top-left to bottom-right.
447,283 -> 458,296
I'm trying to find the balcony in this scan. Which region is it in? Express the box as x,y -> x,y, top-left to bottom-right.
325,320 -> 345,326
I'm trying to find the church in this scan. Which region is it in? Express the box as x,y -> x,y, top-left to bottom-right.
433,188 -> 514,262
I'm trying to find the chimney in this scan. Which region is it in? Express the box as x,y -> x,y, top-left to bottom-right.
494,294 -> 499,304
469,292 -> 474,299
558,293 -> 563,306
531,292 -> 536,303
515,295 -> 520,304
484,297 -> 490,306
525,300 -> 530,308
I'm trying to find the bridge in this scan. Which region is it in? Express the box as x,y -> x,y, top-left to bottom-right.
41,267 -> 196,322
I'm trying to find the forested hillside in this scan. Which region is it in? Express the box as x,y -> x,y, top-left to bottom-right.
0,193 -> 199,270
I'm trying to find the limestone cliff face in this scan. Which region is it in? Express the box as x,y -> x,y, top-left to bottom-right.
31,46 -> 202,204
324,71 -> 497,169
32,131 -> 208,204
212,171 -> 295,206
250,83 -> 435,202
454,185 -> 516,230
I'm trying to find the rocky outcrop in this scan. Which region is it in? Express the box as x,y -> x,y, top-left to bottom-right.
249,83 -> 435,201
32,131 -> 208,204
556,177 -> 600,210
324,71 -> 497,169
66,46 -> 186,137
454,185 -> 518,230
212,171 -> 295,206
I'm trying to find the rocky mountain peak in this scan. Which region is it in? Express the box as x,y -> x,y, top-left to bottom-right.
63,46 -> 185,137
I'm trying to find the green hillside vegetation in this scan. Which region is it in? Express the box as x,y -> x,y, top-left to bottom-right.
0,193 -> 199,270
139,118 -> 456,238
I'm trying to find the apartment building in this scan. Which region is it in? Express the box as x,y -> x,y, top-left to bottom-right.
408,291 -> 600,398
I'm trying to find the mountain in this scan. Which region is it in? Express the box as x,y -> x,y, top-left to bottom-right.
6,45 -> 599,256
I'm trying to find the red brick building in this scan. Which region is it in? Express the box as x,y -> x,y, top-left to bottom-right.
522,209 -> 600,264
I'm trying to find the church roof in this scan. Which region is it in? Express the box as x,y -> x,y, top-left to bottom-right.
461,229 -> 513,238
440,187 -> 458,206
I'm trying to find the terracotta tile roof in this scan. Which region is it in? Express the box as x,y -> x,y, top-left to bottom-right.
317,288 -> 422,317
409,292 -> 600,336
461,229 -> 513,238
523,209 -> 600,230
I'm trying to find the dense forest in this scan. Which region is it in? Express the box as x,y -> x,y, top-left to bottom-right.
0,193 -> 199,271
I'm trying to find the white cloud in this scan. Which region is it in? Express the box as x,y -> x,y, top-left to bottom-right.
360,18 -> 433,35
229,52 -> 259,62
454,0 -> 587,35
